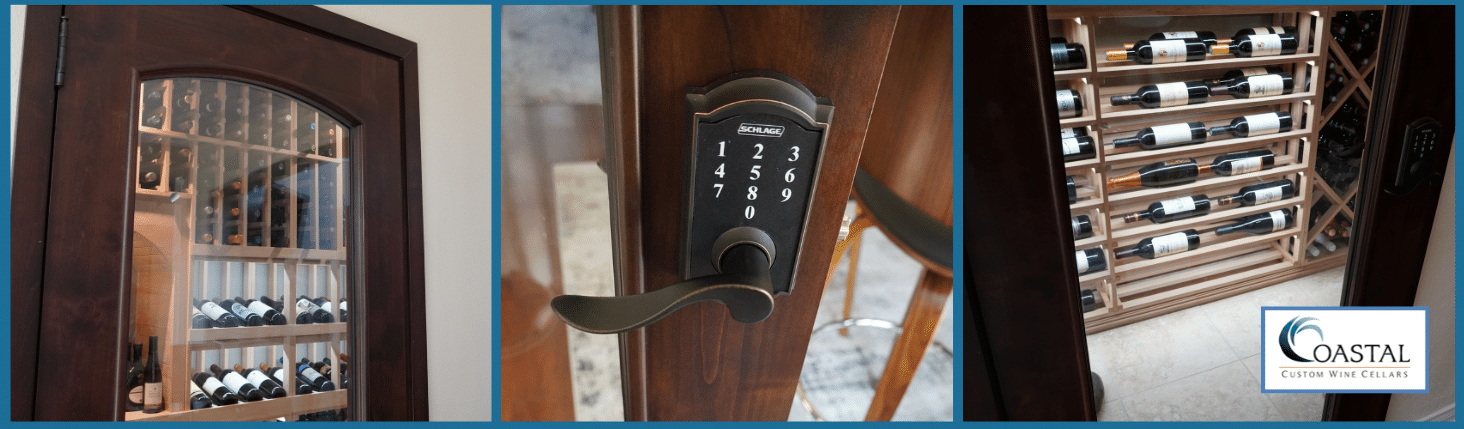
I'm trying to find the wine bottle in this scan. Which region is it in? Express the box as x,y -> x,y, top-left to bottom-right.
1208,112 -> 1293,138
188,378 -> 214,410
234,364 -> 287,399
142,106 -> 167,128
1217,179 -> 1296,206
1210,73 -> 1293,98
1072,215 -> 1094,240
1075,247 -> 1106,275
1210,149 -> 1275,176
210,363 -> 266,402
195,298 -> 242,328
295,360 -> 336,392
1314,234 -> 1338,251
1061,136 -> 1097,162
1145,30 -> 1219,47
1106,38 -> 1207,64
311,360 -> 333,379
297,296 -> 334,323
1110,81 -> 1209,109
1106,158 -> 1212,192
1115,230 -> 1201,260
1122,194 -> 1212,224
312,297 -> 334,317
1112,122 -> 1208,150
1056,89 -> 1083,118
1061,126 -> 1088,140
1211,33 -> 1299,58
1066,175 -> 1090,204
1231,26 -> 1297,39
1216,209 -> 1294,236
143,336 -> 163,413
124,343 -> 144,411
261,363 -> 314,395
219,298 -> 264,327
1051,41 -> 1088,71
192,372 -> 240,405
1080,289 -> 1104,313
236,297 -> 287,326
263,295 -> 311,324
1201,66 -> 1286,86
339,300 -> 348,323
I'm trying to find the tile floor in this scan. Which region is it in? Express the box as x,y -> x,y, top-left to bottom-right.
1088,266 -> 1346,421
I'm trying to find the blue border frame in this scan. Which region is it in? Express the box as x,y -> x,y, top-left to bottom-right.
1260,306 -> 1430,394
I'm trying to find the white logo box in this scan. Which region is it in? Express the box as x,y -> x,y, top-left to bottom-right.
1261,307 -> 1428,393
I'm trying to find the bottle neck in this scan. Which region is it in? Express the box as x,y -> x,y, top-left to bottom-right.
1123,212 -> 1149,223
1216,194 -> 1239,206
1209,125 -> 1233,136
1215,225 -> 1238,236
1111,94 -> 1137,105
1115,247 -> 1138,259
1113,137 -> 1141,148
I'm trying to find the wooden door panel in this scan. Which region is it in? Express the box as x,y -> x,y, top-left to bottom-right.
619,5 -> 899,421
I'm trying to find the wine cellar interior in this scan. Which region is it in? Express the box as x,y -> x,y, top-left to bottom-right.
125,78 -> 352,421
1046,6 -> 1383,332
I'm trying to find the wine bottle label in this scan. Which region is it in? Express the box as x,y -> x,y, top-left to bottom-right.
221,372 -> 252,393
244,371 -> 274,389
297,298 -> 322,315
229,302 -> 258,319
192,307 -> 208,320
1056,90 -> 1078,117
1160,196 -> 1197,214
129,385 -> 145,404
301,366 -> 326,382
1232,157 -> 1264,174
1243,113 -> 1283,136
1051,44 -> 1070,67
1151,123 -> 1195,145
144,382 -> 162,406
1248,75 -> 1286,97
190,379 -> 206,396
1156,82 -> 1190,107
246,301 -> 276,319
1254,186 -> 1285,204
320,301 -> 333,314
1072,217 -> 1083,235
1250,26 -> 1278,35
1241,67 -> 1270,76
1061,128 -> 1077,139
1151,39 -> 1188,63
1269,210 -> 1288,232
274,368 -> 289,383
1075,250 -> 1089,273
1162,31 -> 1198,39
1151,232 -> 1192,257
201,377 -> 227,394
199,302 -> 230,321
1251,34 -> 1284,57
1062,137 -> 1081,155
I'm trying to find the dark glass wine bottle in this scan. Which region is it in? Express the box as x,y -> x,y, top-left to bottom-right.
125,343 -> 144,411
1112,122 -> 1208,150
1211,33 -> 1299,58
1115,230 -> 1201,260
263,295 -> 311,324
297,296 -> 334,323
1202,66 -> 1286,86
1075,247 -> 1106,275
1067,175 -> 1090,204
1072,215 -> 1094,240
1080,289 -> 1103,313
192,372 -> 240,405
312,297 -> 335,319
211,363 -> 266,402
1210,73 -> 1294,98
1210,149 -> 1275,176
1051,41 -> 1088,71
1106,38 -> 1207,64
339,300 -> 349,323
1061,126 -> 1088,140
1216,209 -> 1294,236
1209,112 -> 1293,138
1231,26 -> 1297,40
190,304 -> 218,329
1217,179 -> 1296,206
1146,30 -> 1219,47
218,298 -> 264,327
295,359 -> 336,392
1056,89 -> 1083,118
237,297 -> 287,326
143,336 -> 163,413
1123,194 -> 1212,224
1110,81 -> 1209,109
262,363 -> 314,395
195,298 -> 242,328
188,378 -> 214,410
1062,136 -> 1097,162
1106,158 -> 1213,192
235,364 -> 287,399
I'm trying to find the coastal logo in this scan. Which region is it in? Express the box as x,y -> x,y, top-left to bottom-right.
1278,316 -> 1323,362
1262,307 -> 1427,393
737,123 -> 784,137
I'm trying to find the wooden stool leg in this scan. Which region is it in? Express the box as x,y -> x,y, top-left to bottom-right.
864,269 -> 953,421
840,227 -> 864,336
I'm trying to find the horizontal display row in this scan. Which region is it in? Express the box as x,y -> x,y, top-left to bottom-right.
193,296 -> 347,328
142,79 -> 342,158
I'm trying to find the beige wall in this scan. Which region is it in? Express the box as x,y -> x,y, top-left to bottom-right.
10,5 -> 495,421
1386,148 -> 1456,421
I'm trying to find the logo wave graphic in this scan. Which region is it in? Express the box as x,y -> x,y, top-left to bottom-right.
1279,316 -> 1324,362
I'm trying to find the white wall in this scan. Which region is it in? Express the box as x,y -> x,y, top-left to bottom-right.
10,5 -> 495,421
1386,150 -> 1456,421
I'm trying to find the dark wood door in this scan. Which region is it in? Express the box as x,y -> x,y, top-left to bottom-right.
599,5 -> 900,420
12,5 -> 426,421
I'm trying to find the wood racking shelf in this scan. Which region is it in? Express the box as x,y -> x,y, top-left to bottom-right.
1047,6 -> 1383,332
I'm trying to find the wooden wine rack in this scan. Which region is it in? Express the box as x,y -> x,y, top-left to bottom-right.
125,78 -> 350,422
1046,6 -> 1385,333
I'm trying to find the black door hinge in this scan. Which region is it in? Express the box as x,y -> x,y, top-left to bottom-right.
55,15 -> 67,87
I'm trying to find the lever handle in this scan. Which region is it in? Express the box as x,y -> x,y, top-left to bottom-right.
551,227 -> 777,334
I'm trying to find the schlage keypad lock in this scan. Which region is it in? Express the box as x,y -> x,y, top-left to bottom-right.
551,71 -> 833,334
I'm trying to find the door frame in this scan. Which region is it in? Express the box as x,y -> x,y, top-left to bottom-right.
10,5 -> 427,420
964,4 -> 1449,421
